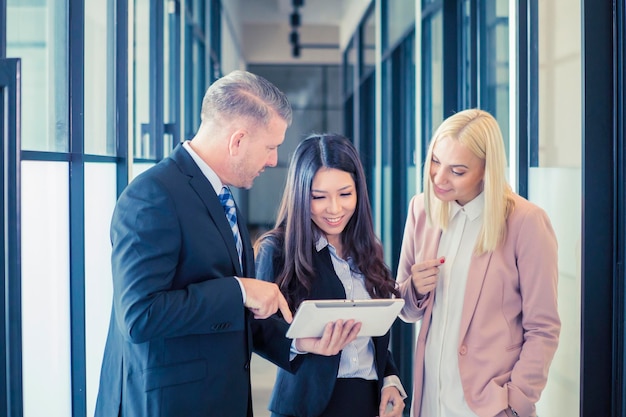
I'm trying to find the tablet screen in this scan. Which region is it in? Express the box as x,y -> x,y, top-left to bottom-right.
285,298 -> 405,339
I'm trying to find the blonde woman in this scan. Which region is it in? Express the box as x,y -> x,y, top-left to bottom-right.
397,109 -> 560,417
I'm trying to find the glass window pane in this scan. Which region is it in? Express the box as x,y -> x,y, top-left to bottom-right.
276,108 -> 325,166
192,40 -> 205,132
480,0 -> 510,159
344,37 -> 356,96
21,161 -> 71,417
7,0 -> 68,152
381,60 -> 393,266
164,0 -> 180,156
164,0 -> 172,155
326,109 -> 343,137
183,3 -> 205,141
133,0 -> 152,159
132,162 -> 156,179
326,66 -> 341,107
460,0 -> 473,107
403,36 -> 417,196
247,166 -> 288,226
385,0 -> 416,50
84,163 -> 117,417
537,4 -> 581,168
359,73 -> 376,201
362,8 -> 376,76
193,0 -> 205,26
531,0 -> 582,414
184,10 -> 195,140
85,0 -> 116,155
422,10 -> 443,147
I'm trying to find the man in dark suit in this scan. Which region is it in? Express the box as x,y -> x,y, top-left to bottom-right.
95,70 -> 296,417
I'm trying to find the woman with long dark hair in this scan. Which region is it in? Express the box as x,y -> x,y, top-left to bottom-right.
255,133 -> 405,417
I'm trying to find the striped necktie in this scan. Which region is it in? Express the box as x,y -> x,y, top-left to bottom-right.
218,186 -> 243,268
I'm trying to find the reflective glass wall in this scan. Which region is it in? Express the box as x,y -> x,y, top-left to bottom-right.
528,0 -> 581,414
7,2 -> 73,416
421,4 -> 442,151
83,2 -> 119,415
8,0 -> 68,153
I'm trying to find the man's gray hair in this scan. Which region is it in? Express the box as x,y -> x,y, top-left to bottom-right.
200,70 -> 292,126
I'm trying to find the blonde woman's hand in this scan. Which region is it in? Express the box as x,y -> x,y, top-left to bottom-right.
411,257 -> 445,297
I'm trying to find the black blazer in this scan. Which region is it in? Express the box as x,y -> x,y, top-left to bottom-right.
256,236 -> 401,417
95,144 -> 291,417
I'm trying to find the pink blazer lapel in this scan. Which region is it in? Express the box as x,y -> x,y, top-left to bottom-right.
458,251 -> 493,339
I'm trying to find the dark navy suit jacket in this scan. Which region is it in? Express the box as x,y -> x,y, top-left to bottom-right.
95,144 -> 291,417
256,236 -> 401,417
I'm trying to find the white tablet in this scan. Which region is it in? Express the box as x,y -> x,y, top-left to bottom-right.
285,298 -> 405,339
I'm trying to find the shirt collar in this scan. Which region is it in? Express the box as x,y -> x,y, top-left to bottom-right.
183,140 -> 223,195
450,191 -> 484,221
315,234 -> 356,269
315,234 -> 329,252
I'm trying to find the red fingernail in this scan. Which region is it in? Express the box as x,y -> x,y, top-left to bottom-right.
440,257 -> 445,264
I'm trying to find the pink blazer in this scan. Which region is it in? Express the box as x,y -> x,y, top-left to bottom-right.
397,193 -> 560,417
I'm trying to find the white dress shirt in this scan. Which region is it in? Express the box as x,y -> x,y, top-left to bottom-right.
421,193 -> 484,417
317,237 -> 406,396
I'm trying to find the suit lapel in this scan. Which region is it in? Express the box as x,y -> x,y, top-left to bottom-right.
311,247 -> 347,299
170,145 -> 244,276
458,251 -> 493,339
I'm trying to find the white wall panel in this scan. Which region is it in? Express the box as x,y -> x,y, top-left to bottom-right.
21,161 -> 71,417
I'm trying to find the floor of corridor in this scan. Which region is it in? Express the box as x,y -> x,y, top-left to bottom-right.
251,354 -> 277,417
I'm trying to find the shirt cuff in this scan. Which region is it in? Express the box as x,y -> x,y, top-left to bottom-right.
289,339 -> 307,361
234,276 -> 246,304
382,375 -> 407,399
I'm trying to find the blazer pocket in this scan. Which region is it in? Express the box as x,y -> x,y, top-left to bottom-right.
143,359 -> 207,391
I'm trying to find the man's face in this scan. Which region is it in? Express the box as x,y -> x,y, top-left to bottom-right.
231,114 -> 288,189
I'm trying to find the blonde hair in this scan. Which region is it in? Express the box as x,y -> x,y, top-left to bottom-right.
423,109 -> 515,254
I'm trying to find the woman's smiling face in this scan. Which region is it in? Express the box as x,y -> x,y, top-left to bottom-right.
310,167 -> 357,248
430,135 -> 485,206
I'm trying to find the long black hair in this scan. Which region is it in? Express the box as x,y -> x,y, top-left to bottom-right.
255,133 -> 398,310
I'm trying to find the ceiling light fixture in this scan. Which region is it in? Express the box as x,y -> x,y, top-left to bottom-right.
290,11 -> 300,27
288,0 -> 302,58
289,30 -> 299,45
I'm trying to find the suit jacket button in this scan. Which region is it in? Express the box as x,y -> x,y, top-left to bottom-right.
244,362 -> 250,370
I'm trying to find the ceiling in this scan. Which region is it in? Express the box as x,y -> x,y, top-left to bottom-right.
236,0 -> 349,64
238,0 -> 348,26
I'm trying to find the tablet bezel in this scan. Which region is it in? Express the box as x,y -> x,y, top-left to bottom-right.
284,298 -> 405,339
